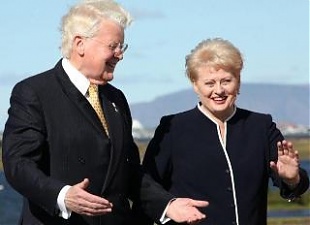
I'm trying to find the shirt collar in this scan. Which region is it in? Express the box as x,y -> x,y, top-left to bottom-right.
62,58 -> 90,96
197,102 -> 236,123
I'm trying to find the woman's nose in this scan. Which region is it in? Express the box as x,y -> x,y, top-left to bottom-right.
214,83 -> 224,94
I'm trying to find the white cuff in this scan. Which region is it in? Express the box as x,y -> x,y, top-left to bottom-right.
57,185 -> 72,219
159,199 -> 175,224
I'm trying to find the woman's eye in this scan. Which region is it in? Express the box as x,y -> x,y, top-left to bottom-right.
205,82 -> 214,87
222,79 -> 231,85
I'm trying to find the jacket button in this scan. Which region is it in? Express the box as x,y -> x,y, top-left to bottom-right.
78,157 -> 85,164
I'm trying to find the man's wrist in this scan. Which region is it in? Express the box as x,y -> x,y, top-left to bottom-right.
57,185 -> 72,219
159,198 -> 175,224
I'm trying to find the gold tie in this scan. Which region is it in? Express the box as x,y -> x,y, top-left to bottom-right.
88,84 -> 109,137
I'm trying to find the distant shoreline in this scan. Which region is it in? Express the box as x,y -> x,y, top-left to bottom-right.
1,137 -> 309,172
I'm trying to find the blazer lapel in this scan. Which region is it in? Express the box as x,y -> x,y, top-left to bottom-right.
54,60 -> 105,134
54,60 -> 124,191
99,86 -> 124,191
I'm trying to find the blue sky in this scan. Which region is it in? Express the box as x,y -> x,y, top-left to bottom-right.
0,0 -> 309,130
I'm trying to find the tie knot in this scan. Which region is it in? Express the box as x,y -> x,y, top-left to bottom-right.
89,83 -> 98,95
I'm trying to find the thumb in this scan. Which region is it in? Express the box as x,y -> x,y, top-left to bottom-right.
269,161 -> 278,173
76,178 -> 90,190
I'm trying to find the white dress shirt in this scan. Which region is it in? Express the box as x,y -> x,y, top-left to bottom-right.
56,58 -> 91,219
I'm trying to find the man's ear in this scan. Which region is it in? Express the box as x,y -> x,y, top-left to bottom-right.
73,36 -> 85,56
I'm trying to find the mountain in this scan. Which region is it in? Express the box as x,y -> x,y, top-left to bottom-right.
130,83 -> 309,129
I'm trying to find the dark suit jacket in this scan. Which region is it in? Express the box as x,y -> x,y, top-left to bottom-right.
2,60 -> 173,225
138,107 -> 309,225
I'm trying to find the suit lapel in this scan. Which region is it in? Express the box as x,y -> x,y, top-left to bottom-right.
54,60 -> 105,134
54,60 -> 125,191
99,86 -> 124,191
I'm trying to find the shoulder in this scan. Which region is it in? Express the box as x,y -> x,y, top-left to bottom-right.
11,71 -> 59,101
235,107 -> 273,122
101,83 -> 126,100
233,107 -> 278,135
13,61 -> 61,92
158,107 -> 199,127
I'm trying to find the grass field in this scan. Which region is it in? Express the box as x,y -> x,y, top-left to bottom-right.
0,137 -> 308,170
268,217 -> 310,225
137,137 -> 310,161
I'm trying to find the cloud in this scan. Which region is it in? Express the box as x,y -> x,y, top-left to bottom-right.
131,8 -> 166,20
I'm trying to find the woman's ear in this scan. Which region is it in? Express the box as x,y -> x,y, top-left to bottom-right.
192,81 -> 199,96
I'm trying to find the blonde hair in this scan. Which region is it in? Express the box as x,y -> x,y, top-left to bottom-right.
185,38 -> 243,82
60,0 -> 132,58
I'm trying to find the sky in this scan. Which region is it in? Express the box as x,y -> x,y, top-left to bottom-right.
0,0 -> 309,130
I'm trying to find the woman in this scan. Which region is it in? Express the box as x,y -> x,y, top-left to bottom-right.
140,38 -> 309,225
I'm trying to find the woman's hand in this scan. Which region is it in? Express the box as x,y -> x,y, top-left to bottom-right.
270,140 -> 300,186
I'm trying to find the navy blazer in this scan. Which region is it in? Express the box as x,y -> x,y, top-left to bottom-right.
141,106 -> 309,225
2,60 -> 173,225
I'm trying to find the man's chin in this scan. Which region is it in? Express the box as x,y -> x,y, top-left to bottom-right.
101,73 -> 114,83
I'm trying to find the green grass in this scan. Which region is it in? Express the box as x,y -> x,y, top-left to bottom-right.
268,190 -> 310,210
285,138 -> 310,160
267,184 -> 310,224
268,218 -> 310,225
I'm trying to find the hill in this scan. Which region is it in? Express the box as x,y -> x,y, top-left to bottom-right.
130,83 -> 309,129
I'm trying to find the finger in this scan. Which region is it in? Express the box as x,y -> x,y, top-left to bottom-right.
187,214 -> 206,224
188,208 -> 206,219
287,141 -> 293,149
287,142 -> 295,155
281,141 -> 290,155
281,140 -> 288,146
269,161 -> 278,173
85,200 -> 113,210
288,149 -> 296,158
79,195 -> 113,215
66,187 -> 113,214
277,141 -> 283,150
78,199 -> 113,216
294,151 -> 300,161
87,194 -> 113,206
189,218 -> 204,225
277,141 -> 284,155
190,200 -> 209,207
86,204 -> 113,216
283,140 -> 294,151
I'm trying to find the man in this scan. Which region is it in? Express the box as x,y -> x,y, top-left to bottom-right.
2,0 -> 207,225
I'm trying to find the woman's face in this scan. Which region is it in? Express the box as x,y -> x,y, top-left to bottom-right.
81,19 -> 125,85
193,66 -> 240,121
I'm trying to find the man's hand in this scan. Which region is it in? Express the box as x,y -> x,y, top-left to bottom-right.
166,198 -> 208,224
65,178 -> 113,216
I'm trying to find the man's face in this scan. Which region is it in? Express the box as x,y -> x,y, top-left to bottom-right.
81,19 -> 125,85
